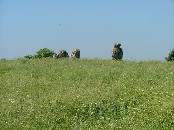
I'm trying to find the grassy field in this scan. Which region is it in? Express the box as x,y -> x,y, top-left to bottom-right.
0,58 -> 174,130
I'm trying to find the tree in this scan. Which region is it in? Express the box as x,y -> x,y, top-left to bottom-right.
24,55 -> 34,59
165,49 -> 174,61
36,48 -> 55,58
24,48 -> 55,59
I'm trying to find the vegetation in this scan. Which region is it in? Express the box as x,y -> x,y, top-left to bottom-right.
166,49 -> 174,61
24,48 -> 55,59
0,58 -> 174,129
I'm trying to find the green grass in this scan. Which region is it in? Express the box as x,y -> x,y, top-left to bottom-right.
0,58 -> 174,130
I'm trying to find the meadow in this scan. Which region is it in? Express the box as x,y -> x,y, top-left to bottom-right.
0,58 -> 174,130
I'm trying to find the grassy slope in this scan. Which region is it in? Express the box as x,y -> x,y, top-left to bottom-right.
0,59 -> 174,130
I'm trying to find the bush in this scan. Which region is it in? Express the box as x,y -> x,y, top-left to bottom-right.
24,48 -> 55,59
36,48 -> 55,58
165,49 -> 174,61
24,55 -> 34,59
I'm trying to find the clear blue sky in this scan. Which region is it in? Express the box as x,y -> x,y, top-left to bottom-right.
1,0 -> 174,60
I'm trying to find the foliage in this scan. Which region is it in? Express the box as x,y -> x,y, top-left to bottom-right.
0,59 -> 174,129
24,55 -> 34,59
24,48 -> 55,59
165,49 -> 174,61
36,48 -> 55,58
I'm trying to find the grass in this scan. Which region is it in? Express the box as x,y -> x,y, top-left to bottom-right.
0,58 -> 174,129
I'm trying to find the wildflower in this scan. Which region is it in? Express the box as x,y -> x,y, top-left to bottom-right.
9,99 -> 15,103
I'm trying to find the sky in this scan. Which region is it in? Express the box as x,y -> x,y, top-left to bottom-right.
0,0 -> 174,60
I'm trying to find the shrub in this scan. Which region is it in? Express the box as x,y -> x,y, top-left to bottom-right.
36,48 -> 55,58
165,49 -> 174,61
24,48 -> 55,59
24,55 -> 34,59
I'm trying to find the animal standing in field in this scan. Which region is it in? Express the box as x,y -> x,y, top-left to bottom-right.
53,50 -> 69,59
112,43 -> 123,60
71,49 -> 80,58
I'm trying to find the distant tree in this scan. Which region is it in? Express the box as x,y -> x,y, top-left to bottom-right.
24,55 -> 34,59
24,48 -> 55,59
165,49 -> 174,61
36,48 -> 55,58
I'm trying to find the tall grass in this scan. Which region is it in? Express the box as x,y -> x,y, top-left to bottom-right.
0,58 -> 174,129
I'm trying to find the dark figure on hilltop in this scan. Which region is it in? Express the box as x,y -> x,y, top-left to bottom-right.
53,50 -> 69,59
112,43 -> 123,60
71,49 -> 80,58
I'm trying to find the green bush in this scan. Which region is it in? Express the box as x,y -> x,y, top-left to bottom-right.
36,48 -> 55,58
165,49 -> 174,61
24,48 -> 55,59
24,55 -> 34,59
